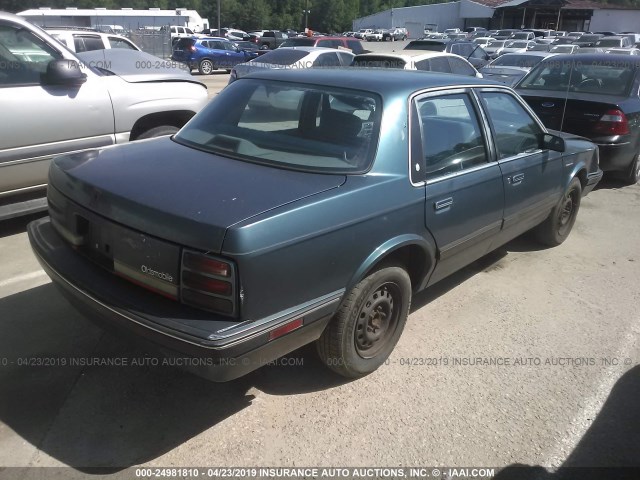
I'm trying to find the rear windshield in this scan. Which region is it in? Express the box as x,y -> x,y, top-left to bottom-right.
404,41 -> 445,52
174,79 -> 381,174
251,49 -> 308,65
352,55 -> 407,68
517,58 -> 637,95
492,54 -> 544,68
280,38 -> 316,47
596,39 -> 622,47
580,35 -> 601,42
175,38 -> 195,48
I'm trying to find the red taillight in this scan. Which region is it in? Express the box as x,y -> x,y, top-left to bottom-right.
183,252 -> 230,277
182,271 -> 232,295
593,109 -> 629,135
189,45 -> 196,52
181,250 -> 236,316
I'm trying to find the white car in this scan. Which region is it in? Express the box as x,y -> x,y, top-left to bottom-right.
0,12 -> 208,220
352,51 -> 482,77
45,28 -> 141,52
229,47 -> 355,84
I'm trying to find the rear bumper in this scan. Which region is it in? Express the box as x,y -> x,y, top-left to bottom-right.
595,140 -> 635,173
28,217 -> 338,381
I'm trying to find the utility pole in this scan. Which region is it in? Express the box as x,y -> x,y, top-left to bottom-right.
303,0 -> 310,31
217,0 -> 221,33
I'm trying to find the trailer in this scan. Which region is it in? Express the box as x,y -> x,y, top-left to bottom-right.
18,7 -> 209,33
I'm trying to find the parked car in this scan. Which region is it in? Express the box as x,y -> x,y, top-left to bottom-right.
365,29 -> 385,41
606,48 -> 640,55
492,29 -> 519,40
171,36 -> 251,74
228,47 -> 355,84
352,51 -> 482,77
479,52 -> 550,85
501,40 -> 536,55
28,68 -> 602,381
484,40 -> 508,58
168,25 -> 197,41
516,54 -> 640,184
278,36 -> 365,54
208,28 -> 250,41
573,34 -> 603,47
403,39 -> 490,68
473,37 -> 494,48
45,28 -> 141,52
354,28 -> 373,39
383,27 -> 408,41
595,36 -> 633,49
233,40 -> 264,60
0,11 -> 208,220
510,32 -> 535,41
253,30 -> 287,50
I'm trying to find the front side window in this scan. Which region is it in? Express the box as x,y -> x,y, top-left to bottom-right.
74,35 -> 104,52
174,80 -> 381,174
108,37 -> 136,50
478,91 -> 542,159
414,93 -> 488,179
0,23 -> 61,86
429,56 -> 452,74
449,57 -> 475,76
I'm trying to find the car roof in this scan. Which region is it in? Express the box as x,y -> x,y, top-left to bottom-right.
355,51 -> 453,60
277,46 -> 350,53
496,51 -> 551,58
242,68 -> 499,94
538,53 -> 640,64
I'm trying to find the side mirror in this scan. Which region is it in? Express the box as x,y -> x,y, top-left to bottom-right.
43,59 -> 87,86
540,133 -> 566,152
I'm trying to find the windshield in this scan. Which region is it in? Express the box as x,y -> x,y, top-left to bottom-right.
492,54 -> 543,68
404,41 -> 445,52
280,38 -> 315,47
517,58 -> 636,95
488,41 -> 506,48
506,41 -> 528,48
174,79 -> 381,174
511,33 -> 530,40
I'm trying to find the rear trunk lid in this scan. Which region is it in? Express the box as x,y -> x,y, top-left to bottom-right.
519,92 -> 626,137
49,137 -> 346,254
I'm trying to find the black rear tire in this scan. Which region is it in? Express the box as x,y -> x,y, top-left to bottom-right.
535,177 -> 582,246
316,266 -> 411,378
136,125 -> 179,140
624,151 -> 640,185
198,59 -> 215,75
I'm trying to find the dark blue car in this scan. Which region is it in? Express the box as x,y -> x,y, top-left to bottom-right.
28,70 -> 602,381
172,36 -> 251,74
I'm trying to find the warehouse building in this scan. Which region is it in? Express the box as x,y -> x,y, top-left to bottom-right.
353,0 -> 640,38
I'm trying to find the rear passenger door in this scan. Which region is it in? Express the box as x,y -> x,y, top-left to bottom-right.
477,89 -> 564,241
413,91 -> 505,284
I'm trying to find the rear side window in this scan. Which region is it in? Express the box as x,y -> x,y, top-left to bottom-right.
449,57 -> 476,76
175,38 -> 195,49
317,40 -> 341,49
108,37 -> 136,50
429,56 -> 452,73
73,35 -> 104,52
414,93 -> 488,179
405,41 -> 446,52
280,38 -> 315,47
312,52 -> 341,67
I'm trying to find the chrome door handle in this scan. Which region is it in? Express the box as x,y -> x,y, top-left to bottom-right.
509,173 -> 525,184
434,197 -> 454,211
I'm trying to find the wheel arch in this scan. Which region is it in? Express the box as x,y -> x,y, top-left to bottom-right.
347,235 -> 437,295
130,111 -> 196,141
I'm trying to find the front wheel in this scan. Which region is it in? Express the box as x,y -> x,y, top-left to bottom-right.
316,266 -> 411,378
198,59 -> 215,75
534,177 -> 582,246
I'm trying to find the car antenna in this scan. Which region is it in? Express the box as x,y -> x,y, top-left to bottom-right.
559,58 -> 574,132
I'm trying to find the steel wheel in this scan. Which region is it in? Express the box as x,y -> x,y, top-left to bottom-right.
354,282 -> 401,358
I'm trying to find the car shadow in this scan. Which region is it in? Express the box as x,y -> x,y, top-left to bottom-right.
493,365 -> 640,480
594,175 -> 632,191
0,282 -> 344,471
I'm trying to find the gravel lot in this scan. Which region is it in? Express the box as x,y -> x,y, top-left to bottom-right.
0,39 -> 638,478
